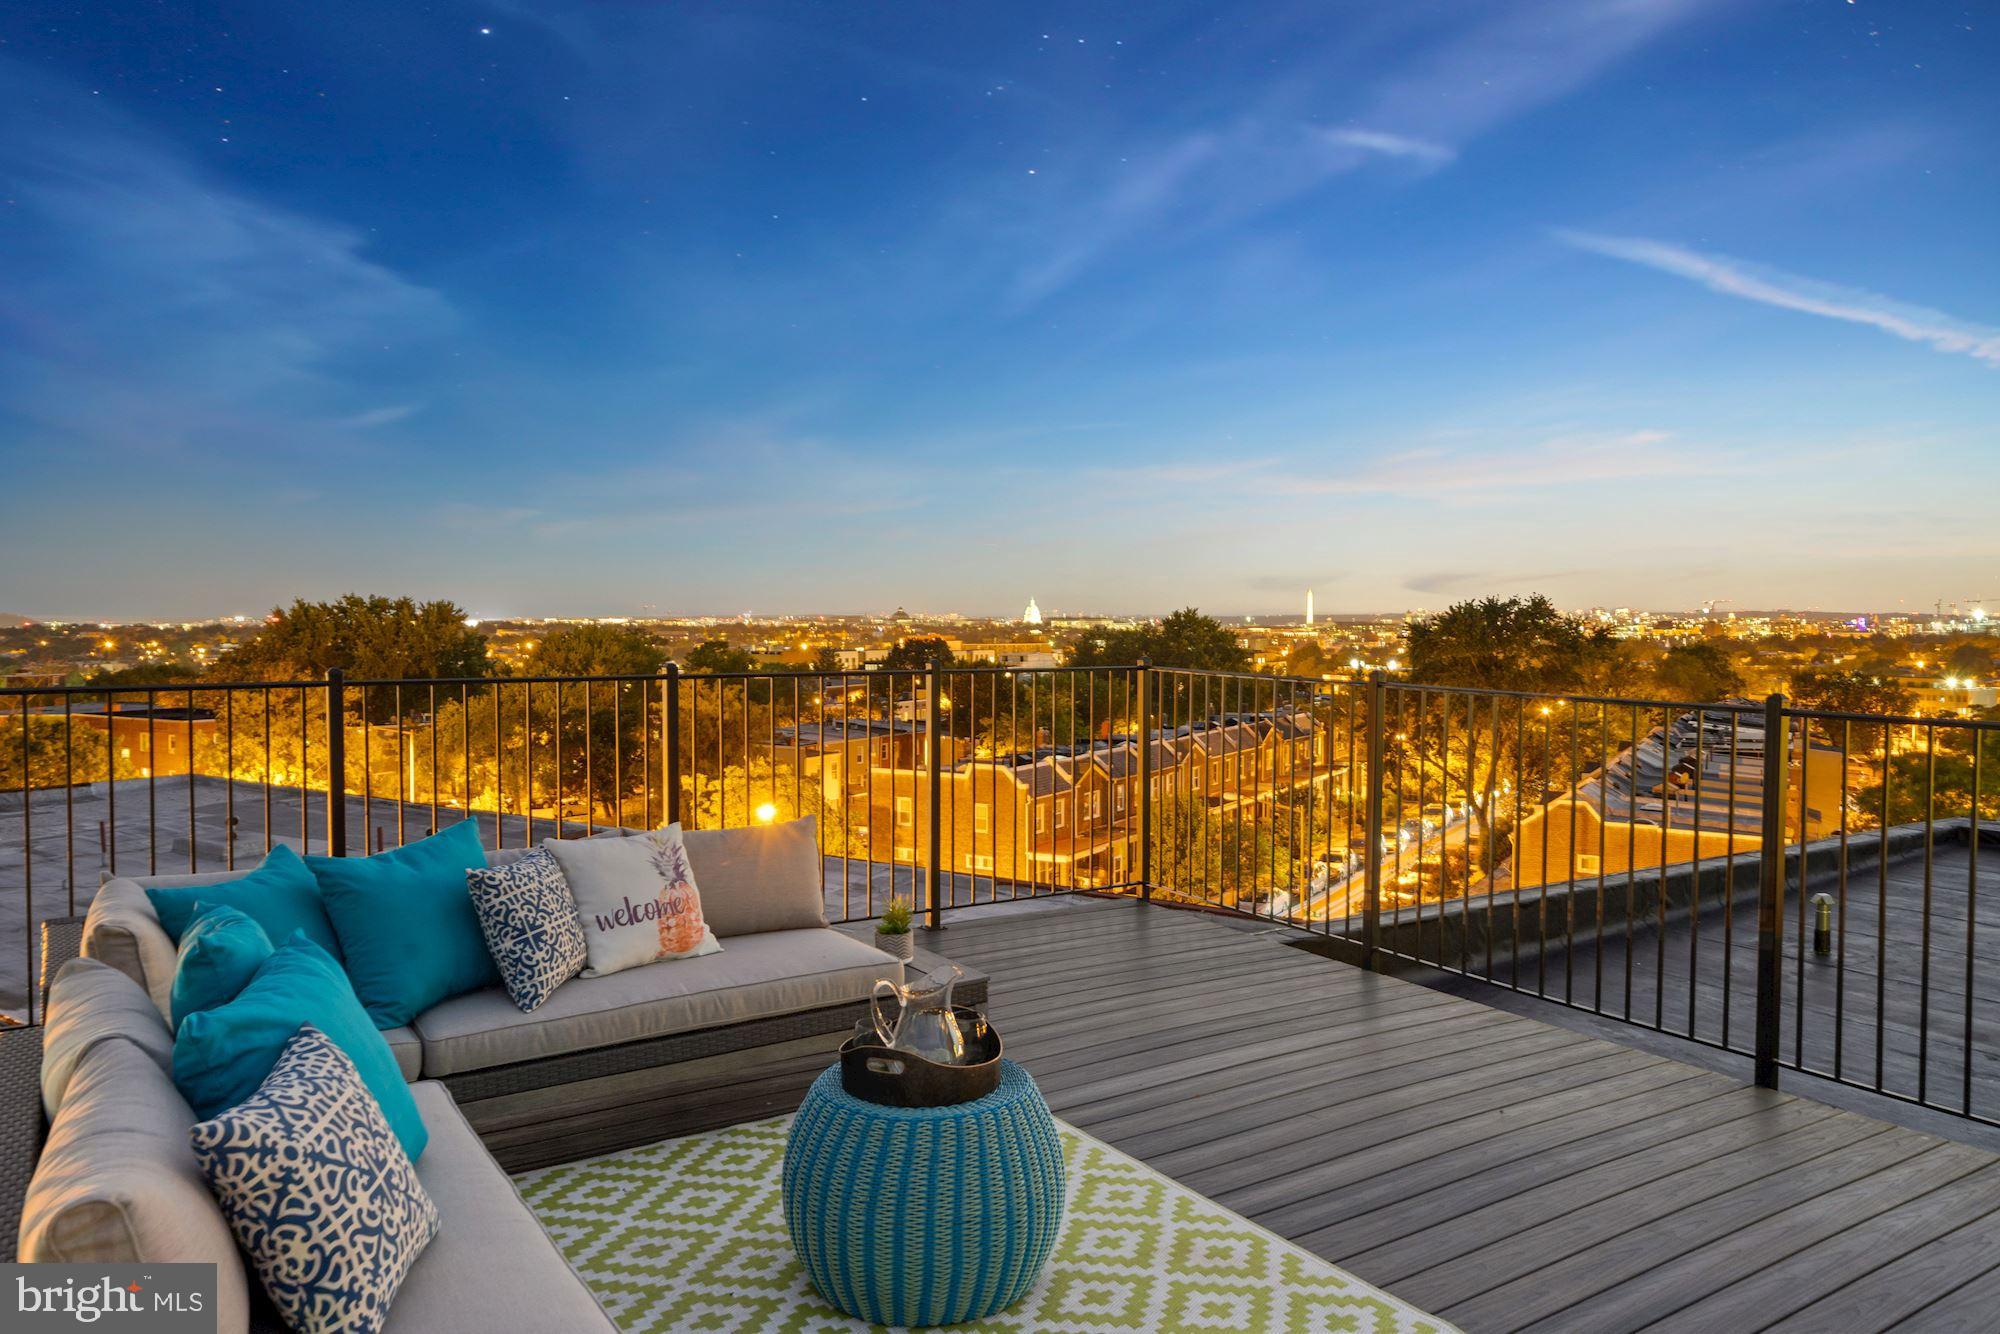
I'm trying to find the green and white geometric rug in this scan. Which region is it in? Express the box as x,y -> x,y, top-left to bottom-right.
517,1115 -> 1458,1333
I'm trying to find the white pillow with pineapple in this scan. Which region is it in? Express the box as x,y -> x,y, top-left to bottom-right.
541,824 -> 720,977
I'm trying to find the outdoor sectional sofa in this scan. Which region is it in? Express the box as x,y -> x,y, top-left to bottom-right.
2,818 -> 985,1334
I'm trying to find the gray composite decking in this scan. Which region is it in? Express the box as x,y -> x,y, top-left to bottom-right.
1413,837 -> 2000,1127
929,895 -> 2000,1333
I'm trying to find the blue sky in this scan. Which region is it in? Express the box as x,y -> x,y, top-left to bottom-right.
1,0 -> 1995,621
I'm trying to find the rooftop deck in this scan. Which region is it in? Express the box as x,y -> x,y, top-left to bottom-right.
1410,834 -> 2000,1144
935,895 -> 2000,1333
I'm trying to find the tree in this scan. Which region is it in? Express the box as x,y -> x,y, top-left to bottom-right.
1859,717 -> 2000,826
1069,608 -> 1250,673
215,595 -> 489,728
1787,668 -> 1911,717
1653,642 -> 1744,702
0,715 -> 111,790
882,638 -> 955,673
1147,792 -> 1288,908
1282,640 -> 1331,680
1403,596 -> 1617,695
531,624 -> 664,679
811,646 -> 842,673
88,664 -> 203,687
527,626 -> 666,823
1391,597 -> 1622,897
1946,642 -> 1997,679
683,638 -> 756,674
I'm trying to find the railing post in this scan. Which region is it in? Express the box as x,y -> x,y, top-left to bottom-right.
664,663 -> 682,827
1137,660 -> 1153,900
1362,671 -> 1386,971
925,659 -> 944,930
325,668 -> 347,858
1755,691 -> 1789,1090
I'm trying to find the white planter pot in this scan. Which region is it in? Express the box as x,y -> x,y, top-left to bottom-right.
879,930 -> 915,962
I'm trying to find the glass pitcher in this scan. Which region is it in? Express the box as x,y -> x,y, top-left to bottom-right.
870,965 -> 967,1065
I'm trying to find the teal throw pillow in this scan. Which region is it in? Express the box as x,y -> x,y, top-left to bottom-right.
172,931 -> 427,1161
169,902 -> 275,1030
145,844 -> 342,961
305,819 -> 499,1029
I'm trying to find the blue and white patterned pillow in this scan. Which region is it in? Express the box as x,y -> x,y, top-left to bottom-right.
465,847 -> 587,1012
191,1025 -> 439,1334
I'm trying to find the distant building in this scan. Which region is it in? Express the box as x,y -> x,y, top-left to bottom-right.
66,704 -> 217,780
1511,708 -> 1846,890
1305,588 -> 1315,627
957,641 -> 1058,669
768,706 -> 1333,893
833,646 -> 889,671
1022,598 -> 1042,626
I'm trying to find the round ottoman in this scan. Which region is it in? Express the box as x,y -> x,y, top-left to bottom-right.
783,1058 -> 1065,1327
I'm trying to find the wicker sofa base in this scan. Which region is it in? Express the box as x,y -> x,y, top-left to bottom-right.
448,961 -> 989,1171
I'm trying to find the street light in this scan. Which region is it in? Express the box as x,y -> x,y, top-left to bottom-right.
754,802 -> 777,824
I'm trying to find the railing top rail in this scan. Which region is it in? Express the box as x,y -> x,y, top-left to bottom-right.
0,664 -> 1159,699
1151,666 -> 1336,687
1381,680 -> 1766,713
1786,704 -> 2000,732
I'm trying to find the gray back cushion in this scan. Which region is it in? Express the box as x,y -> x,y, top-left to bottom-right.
81,875 -> 194,1019
40,958 -> 174,1119
682,817 -> 829,937
19,1037 -> 251,1334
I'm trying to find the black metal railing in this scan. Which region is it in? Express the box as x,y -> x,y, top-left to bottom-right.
1136,670 -> 1994,1128
0,663 -> 1145,1022
3,664 -> 1993,1129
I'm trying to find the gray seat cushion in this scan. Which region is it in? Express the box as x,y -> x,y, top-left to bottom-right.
683,818 -> 830,937
410,929 -> 902,1076
40,958 -> 174,1118
383,1025 -> 423,1081
385,1082 -> 615,1333
19,1037 -> 252,1334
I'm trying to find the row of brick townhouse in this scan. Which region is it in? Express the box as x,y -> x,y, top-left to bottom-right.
772,705 -> 1341,891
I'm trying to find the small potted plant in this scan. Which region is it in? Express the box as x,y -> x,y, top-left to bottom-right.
877,895 -> 915,962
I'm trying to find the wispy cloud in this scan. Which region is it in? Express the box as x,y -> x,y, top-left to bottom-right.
1405,569 -> 1589,597
1109,430 -> 1738,505
1320,128 -> 1455,166
1294,429 -> 1734,499
1005,0 -> 1713,305
337,404 -> 425,429
1557,230 -> 2000,367
0,61 -> 454,455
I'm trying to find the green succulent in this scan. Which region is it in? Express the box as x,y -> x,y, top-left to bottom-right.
878,896 -> 914,935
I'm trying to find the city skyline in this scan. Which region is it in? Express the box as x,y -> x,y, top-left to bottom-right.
7,591 -> 1996,630
2,2 -> 1997,620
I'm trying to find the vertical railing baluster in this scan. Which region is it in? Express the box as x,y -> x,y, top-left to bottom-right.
325,670 -> 347,858
1966,723 -> 1981,1116
1835,718 -> 1849,1082
1362,671 -> 1386,971
395,684 -> 406,847
666,664 -> 682,827
925,658 -> 943,929
19,705 -> 31,1025
1138,660 -> 1153,899
65,692 -> 77,908
1919,723 -> 1937,1105
1754,692 -> 1788,1090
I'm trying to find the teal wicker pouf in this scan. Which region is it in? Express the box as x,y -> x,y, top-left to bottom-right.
782,1058 -> 1065,1327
